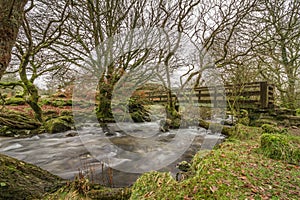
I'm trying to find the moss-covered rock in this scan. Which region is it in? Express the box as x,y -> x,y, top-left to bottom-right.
0,154 -> 62,200
44,116 -> 74,134
252,118 -> 278,127
4,97 -> 26,105
261,124 -> 287,134
260,133 -> 300,165
0,110 -> 42,137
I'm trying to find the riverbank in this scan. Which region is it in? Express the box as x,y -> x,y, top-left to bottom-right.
1,123 -> 299,199
1,100 -> 300,199
130,124 -> 300,199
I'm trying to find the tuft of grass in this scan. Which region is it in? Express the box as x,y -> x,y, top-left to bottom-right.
43,172 -> 90,200
130,171 -> 178,200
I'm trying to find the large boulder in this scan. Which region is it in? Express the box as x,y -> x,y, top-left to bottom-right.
0,154 -> 62,200
44,116 -> 74,134
0,110 -> 42,137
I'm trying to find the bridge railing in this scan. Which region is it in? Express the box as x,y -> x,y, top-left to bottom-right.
143,81 -> 274,109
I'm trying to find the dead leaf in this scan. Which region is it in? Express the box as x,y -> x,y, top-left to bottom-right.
193,186 -> 198,194
210,185 -> 218,193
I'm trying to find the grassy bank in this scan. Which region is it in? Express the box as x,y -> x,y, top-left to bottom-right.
130,125 -> 300,200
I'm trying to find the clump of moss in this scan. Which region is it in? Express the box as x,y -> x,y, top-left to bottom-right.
296,108 -> 300,116
261,124 -> 287,134
260,133 -> 300,165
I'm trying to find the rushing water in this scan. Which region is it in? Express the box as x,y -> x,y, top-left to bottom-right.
0,122 -> 224,187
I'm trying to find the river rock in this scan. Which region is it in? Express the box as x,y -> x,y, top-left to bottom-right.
0,153 -> 62,200
45,116 -> 74,134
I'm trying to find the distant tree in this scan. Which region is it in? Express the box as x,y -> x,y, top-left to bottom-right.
252,0 -> 300,109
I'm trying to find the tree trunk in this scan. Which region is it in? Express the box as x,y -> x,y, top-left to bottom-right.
24,83 -> 43,122
97,82 -> 113,121
19,65 -> 43,122
286,74 -> 296,109
0,0 -> 28,79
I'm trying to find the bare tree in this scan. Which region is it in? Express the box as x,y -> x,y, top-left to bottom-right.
58,0 -> 205,121
2,0 -> 70,122
253,0 -> 300,109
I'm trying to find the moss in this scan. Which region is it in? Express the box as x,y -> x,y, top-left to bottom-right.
296,108 -> 300,116
40,98 -> 52,105
44,116 -> 73,134
261,124 -> 288,134
260,133 -> 300,164
232,124 -> 262,140
4,97 -> 25,105
252,118 -> 278,127
47,99 -> 73,107
238,117 -> 250,126
0,154 -> 62,200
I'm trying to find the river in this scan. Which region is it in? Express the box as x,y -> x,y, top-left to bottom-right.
0,122 -> 224,187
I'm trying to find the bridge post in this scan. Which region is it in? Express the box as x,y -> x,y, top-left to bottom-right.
260,81 -> 269,109
213,87 -> 217,108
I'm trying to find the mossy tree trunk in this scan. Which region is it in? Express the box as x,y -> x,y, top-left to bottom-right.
0,0 -> 28,79
19,68 -> 43,122
97,74 -> 115,121
18,45 -> 43,122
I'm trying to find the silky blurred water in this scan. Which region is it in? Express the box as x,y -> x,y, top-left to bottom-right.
0,122 -> 224,187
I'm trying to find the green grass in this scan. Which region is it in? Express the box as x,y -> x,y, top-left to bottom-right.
130,125 -> 300,200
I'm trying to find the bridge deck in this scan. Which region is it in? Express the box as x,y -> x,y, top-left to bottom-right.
142,81 -> 274,110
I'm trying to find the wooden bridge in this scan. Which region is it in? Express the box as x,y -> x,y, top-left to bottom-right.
142,81 -> 274,110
